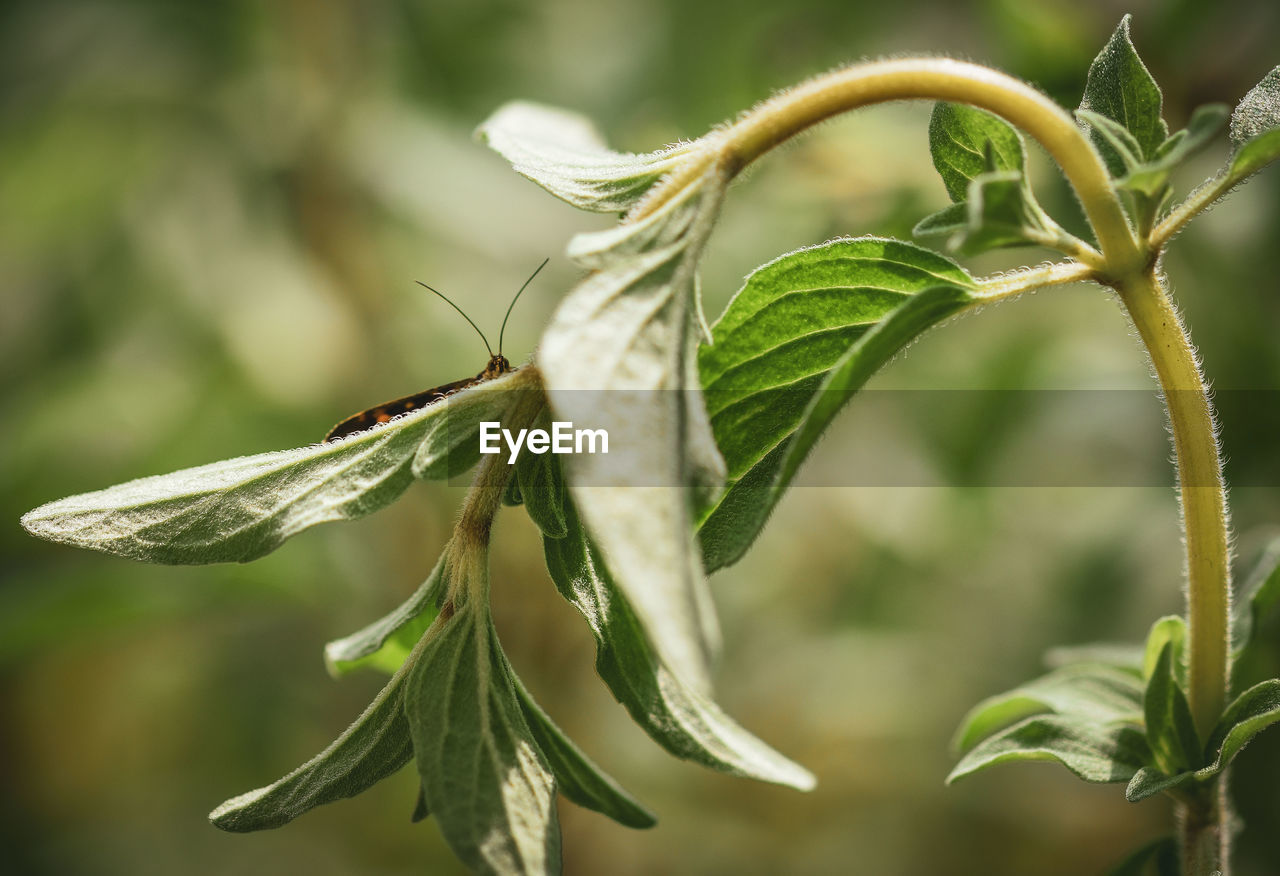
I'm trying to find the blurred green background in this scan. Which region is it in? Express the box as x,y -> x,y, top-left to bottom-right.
4,1 -> 1279,873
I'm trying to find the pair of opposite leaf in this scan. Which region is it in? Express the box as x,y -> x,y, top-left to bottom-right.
949,539 -> 1280,813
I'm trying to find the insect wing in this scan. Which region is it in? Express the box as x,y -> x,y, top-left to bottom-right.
323,375 -> 478,442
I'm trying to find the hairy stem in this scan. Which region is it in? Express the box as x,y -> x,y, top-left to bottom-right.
1150,174 -> 1237,249
973,261 -> 1096,302
1114,269 -> 1231,738
1115,269 -> 1231,876
631,58 -> 1140,272
449,368 -> 547,606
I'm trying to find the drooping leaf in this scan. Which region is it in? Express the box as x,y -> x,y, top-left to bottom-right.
539,167 -> 728,693
544,498 -> 815,791
948,714 -> 1151,785
476,101 -> 695,213
1143,643 -> 1200,774
325,553 -> 447,677
927,102 -> 1025,202
1196,679 -> 1280,779
406,604 -> 561,876
1106,837 -> 1178,876
507,662 -> 657,829
210,671 -> 413,831
20,373 -> 527,564
697,237 -> 976,572
952,664 -> 1143,755
1078,15 -> 1169,176
515,411 -> 569,539
1231,537 -> 1280,665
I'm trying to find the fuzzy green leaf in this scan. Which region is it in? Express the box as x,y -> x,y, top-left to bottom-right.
1142,615 -> 1188,686
20,374 -> 526,564
1125,765 -> 1195,803
210,672 -> 412,831
928,102 -> 1025,202
952,664 -> 1143,755
1196,679 -> 1280,779
508,666 -> 657,829
697,237 -> 975,571
911,202 -> 967,239
1076,109 -> 1146,175
950,168 -> 1056,255
1079,15 -> 1169,176
1232,537 -> 1280,664
324,554 -> 447,677
545,498 -> 815,791
476,101 -> 694,213
948,714 -> 1151,785
1230,66 -> 1280,147
540,168 -> 728,693
1143,643 -> 1200,774
406,606 -> 561,875
1229,128 -> 1280,183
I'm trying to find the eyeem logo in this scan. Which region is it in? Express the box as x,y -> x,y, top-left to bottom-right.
480,421 -> 609,464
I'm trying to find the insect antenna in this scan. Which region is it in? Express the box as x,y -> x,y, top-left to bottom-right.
415,280 -> 494,357
498,257 -> 549,356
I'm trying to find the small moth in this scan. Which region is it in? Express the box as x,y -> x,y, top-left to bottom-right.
323,258 -> 548,442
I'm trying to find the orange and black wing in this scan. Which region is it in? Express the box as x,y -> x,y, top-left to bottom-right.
323,375 -> 478,443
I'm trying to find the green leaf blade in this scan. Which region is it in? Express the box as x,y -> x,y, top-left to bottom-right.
540,170 -> 728,693
509,670 -> 657,829
407,608 -> 561,875
1230,66 -> 1280,148
1198,679 -> 1280,778
952,664 -> 1143,755
210,673 -> 413,832
1079,15 -> 1169,175
21,374 -> 523,564
476,101 -> 694,213
1232,537 -> 1280,665
515,417 -> 569,540
1225,65 -> 1280,183
324,555 -> 447,677
545,499 -> 815,791
697,238 -> 975,572
928,102 -> 1025,202
948,714 -> 1151,786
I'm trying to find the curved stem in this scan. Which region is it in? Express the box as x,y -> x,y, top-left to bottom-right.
1114,269 -> 1231,739
631,58 -> 1142,272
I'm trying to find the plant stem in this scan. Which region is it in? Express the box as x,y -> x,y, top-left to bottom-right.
449,368 -> 546,606
1115,269 -> 1231,737
631,58 -> 1141,270
1150,174 -> 1237,249
1114,269 -> 1232,876
973,261 -> 1096,302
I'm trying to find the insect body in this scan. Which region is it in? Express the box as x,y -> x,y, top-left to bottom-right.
323,259 -> 547,443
